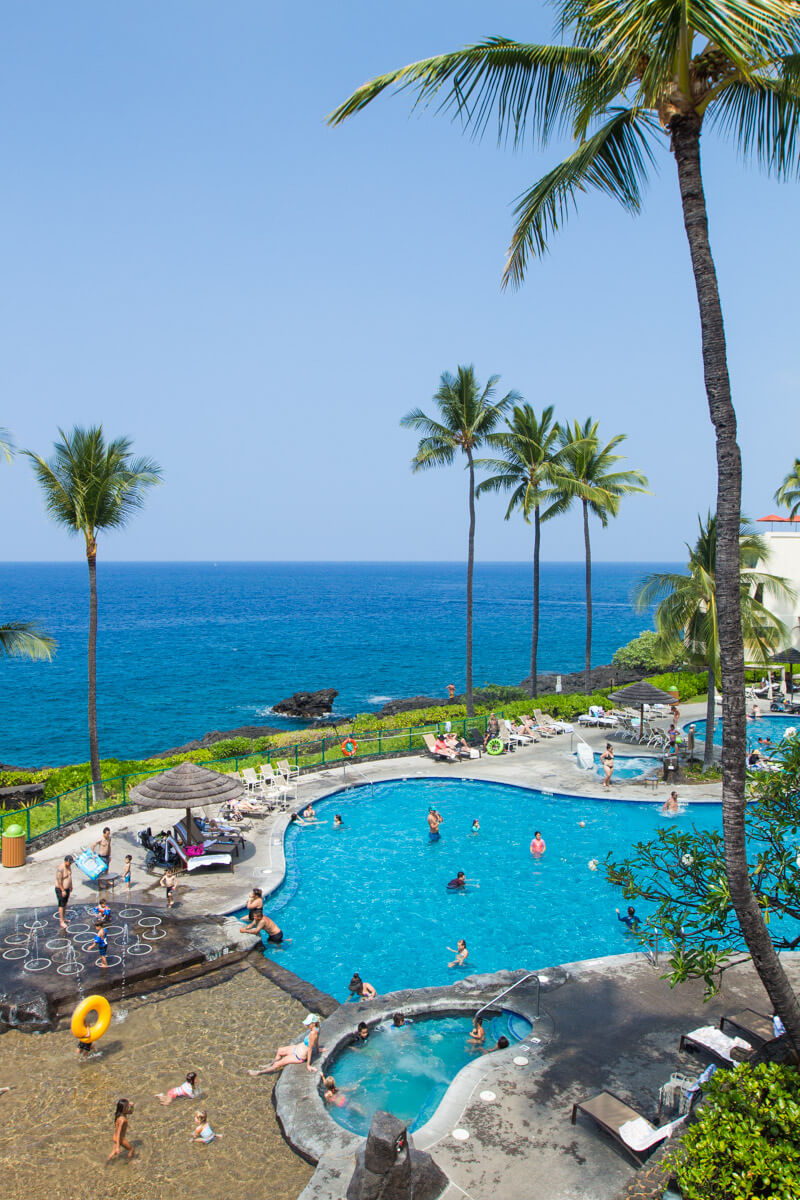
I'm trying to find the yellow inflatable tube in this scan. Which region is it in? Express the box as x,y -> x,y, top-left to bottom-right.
71,994 -> 111,1044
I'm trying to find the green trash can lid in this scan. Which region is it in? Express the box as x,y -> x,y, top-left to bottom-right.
4,824 -> 25,837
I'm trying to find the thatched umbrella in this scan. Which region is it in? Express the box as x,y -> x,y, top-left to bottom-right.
129,761 -> 245,835
607,679 -> 678,739
770,647 -> 800,696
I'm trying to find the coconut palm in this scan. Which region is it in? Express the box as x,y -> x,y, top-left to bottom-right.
476,405 -> 581,696
776,460 -> 800,518
558,420 -> 648,690
27,427 -> 162,788
0,428 -> 56,663
401,366 -> 518,715
636,515 -> 793,767
331,2 -> 800,1047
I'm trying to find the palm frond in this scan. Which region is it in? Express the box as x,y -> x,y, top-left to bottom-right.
708,72 -> 800,176
329,38 -> 599,147
0,427 -> 14,463
503,107 -> 657,287
0,621 -> 56,661
775,458 -> 800,516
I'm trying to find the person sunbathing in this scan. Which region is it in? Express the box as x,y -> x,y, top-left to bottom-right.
433,735 -> 458,761
247,1014 -> 322,1074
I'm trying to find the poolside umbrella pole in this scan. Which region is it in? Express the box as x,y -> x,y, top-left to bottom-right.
607,680 -> 678,740
129,761 -> 246,839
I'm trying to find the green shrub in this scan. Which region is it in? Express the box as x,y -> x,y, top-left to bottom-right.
473,684 -> 531,705
669,1063 -> 800,1199
613,630 -> 686,672
646,670 -> 708,701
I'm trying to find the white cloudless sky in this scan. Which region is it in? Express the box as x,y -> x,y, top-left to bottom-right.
1,0 -> 797,563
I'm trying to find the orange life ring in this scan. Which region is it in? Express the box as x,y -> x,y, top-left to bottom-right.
341,738 -> 357,758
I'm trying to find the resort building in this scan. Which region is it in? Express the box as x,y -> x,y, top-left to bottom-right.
757,514 -> 800,648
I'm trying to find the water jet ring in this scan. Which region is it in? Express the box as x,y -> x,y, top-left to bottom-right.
126,943 -> 152,956
45,938 -> 70,951
486,738 -> 504,756
23,920 -> 46,930
118,908 -> 142,919
102,955 -> 122,968
57,961 -> 85,976
4,933 -> 29,946
2,948 -> 29,960
142,928 -> 166,940
137,916 -> 162,928
66,922 -> 90,935
341,738 -> 357,758
71,995 -> 111,1044
23,958 -> 52,972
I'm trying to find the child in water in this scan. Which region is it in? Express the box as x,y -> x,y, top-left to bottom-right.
191,1110 -> 220,1144
160,866 -> 177,908
469,1015 -> 485,1045
107,1099 -> 135,1162
447,939 -> 468,967
94,920 -> 109,969
471,819 -> 480,833
322,1076 -> 347,1107
156,1071 -> 198,1105
122,855 -> 133,899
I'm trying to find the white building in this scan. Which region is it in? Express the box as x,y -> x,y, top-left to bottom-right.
757,515 -> 800,649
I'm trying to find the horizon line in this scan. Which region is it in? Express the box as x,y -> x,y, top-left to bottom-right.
0,558 -> 682,566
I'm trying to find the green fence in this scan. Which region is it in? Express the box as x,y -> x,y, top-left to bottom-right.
0,714 -> 492,843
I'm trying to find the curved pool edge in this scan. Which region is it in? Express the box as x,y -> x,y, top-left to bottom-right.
273,967 -> 564,1168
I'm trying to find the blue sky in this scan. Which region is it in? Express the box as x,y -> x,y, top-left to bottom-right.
1,0 -> 797,563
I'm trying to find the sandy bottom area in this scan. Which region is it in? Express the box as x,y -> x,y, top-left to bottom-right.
0,964 -> 314,1200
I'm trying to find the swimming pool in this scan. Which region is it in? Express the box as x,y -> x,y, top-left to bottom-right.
692,714 -> 799,749
326,1011 -> 531,1136
259,777 -> 722,997
573,751 -> 660,779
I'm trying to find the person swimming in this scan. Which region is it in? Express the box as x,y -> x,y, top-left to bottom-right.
333,814 -> 343,828
427,807 -> 443,839
447,938 -> 468,967
471,819 -> 480,833
447,871 -> 467,890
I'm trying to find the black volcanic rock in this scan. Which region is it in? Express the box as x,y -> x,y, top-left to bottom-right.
273,688 -> 338,719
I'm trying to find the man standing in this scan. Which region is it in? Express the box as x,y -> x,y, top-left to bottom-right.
92,826 -> 112,874
54,855 -> 74,929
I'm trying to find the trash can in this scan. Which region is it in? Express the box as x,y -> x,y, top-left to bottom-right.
1,823 -> 26,868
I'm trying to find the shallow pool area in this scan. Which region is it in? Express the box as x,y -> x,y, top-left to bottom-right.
692,714 -> 799,749
261,777 -> 723,997
325,1011 -> 532,1136
573,751 -> 660,779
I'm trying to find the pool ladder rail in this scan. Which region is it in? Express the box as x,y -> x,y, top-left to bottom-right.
474,971 -> 543,1022
341,761 -> 375,797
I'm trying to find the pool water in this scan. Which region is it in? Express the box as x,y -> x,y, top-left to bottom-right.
326,1011 -> 532,1136
260,777 -> 722,996
573,752 -> 661,779
692,715 -> 798,750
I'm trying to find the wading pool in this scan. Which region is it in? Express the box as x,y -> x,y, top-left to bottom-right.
573,752 -> 660,779
259,777 -> 722,996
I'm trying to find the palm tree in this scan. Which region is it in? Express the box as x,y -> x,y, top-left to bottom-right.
27,427 -> 162,788
776,460 -> 800,518
476,405 -> 577,696
0,427 -> 56,663
636,515 -> 793,767
331,2 -> 800,1047
401,366 -> 517,715
558,420 -> 648,691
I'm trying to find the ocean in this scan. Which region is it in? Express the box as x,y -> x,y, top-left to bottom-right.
0,561 -> 674,767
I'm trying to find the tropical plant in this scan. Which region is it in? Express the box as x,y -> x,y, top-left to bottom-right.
476,404 -> 579,696
635,515 -> 793,767
330,0 -> 800,1047
27,427 -> 162,789
558,420 -> 648,689
612,630 -> 685,673
667,1063 -> 800,1200
401,366 -> 517,715
776,459 -> 800,518
0,427 -> 56,663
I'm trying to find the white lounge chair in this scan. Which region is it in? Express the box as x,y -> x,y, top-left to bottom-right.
535,708 -> 574,734
504,719 -> 533,747
166,836 -> 233,872
679,1024 -> 753,1065
240,767 -> 264,796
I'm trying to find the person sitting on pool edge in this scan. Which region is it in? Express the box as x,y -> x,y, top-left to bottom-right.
348,972 -> 377,1001
247,1013 -> 323,1075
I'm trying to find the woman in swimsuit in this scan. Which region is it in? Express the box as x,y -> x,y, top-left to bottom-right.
601,744 -> 615,789
239,888 -> 265,930
248,1014 -> 322,1074
447,938 -> 468,967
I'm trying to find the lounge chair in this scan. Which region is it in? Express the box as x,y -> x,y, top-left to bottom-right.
571,1091 -> 686,1165
423,733 -> 458,762
504,719 -> 533,747
240,767 -> 264,796
679,1024 -> 753,1065
523,713 -> 554,738
535,708 -> 574,734
165,835 -> 233,873
259,763 -> 292,796
719,1009 -> 775,1047
173,817 -> 240,858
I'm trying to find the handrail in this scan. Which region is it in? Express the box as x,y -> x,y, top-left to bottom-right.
342,762 -> 374,795
475,970 -> 542,1021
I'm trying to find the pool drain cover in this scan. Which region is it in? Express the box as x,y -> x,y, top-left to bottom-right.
513,1056 -> 529,1066
479,1091 -> 496,1102
452,1129 -> 470,1141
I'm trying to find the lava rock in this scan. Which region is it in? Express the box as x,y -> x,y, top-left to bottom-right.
154,724 -> 286,758
347,1111 -> 447,1200
273,688 -> 338,719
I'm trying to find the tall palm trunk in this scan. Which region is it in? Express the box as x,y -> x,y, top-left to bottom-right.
86,538 -> 102,791
582,498 -> 592,693
703,669 -> 716,770
530,505 -> 541,698
672,116 -> 800,1049
465,450 -> 475,717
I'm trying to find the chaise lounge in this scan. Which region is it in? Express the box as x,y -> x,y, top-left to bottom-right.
571,1090 -> 686,1165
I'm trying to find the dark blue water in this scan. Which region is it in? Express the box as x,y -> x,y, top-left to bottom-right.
0,561 -> 672,765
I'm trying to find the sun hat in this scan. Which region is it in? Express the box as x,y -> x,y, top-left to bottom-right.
302,1013 -> 320,1025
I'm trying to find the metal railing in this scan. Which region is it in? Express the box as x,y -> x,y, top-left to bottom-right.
0,713 -> 493,843
475,970 -> 542,1020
